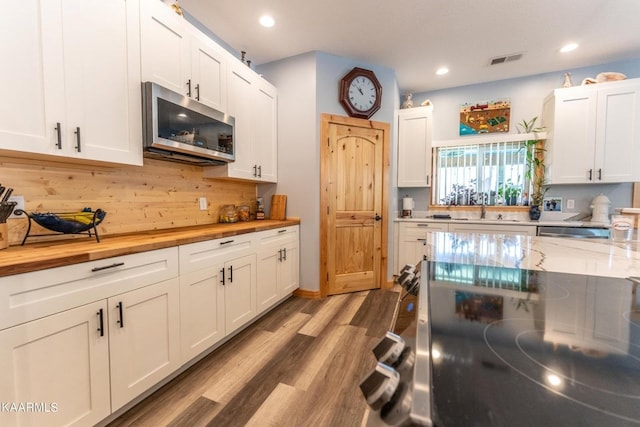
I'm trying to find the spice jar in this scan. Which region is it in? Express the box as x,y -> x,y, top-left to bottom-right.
237,205 -> 250,221
219,204 -> 238,223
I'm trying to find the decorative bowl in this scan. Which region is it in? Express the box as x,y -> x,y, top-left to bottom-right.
30,209 -> 106,234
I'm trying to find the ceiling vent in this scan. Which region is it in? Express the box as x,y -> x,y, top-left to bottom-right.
490,53 -> 524,65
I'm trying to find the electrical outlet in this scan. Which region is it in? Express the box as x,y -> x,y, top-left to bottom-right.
567,199 -> 575,209
199,197 -> 207,211
8,195 -> 25,218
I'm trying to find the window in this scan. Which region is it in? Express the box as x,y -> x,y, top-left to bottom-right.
434,140 -> 529,206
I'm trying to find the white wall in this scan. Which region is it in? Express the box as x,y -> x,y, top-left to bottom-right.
258,52 -> 400,291
402,58 -> 640,214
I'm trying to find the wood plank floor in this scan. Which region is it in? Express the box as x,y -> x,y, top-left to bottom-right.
108,289 -> 399,427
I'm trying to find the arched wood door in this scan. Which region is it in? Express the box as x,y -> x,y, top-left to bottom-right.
320,114 -> 389,296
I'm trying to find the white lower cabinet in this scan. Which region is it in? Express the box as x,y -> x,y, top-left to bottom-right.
178,234 -> 256,361
223,253 -> 257,334
0,227 -> 299,426
179,264 -> 225,361
397,222 -> 448,270
108,278 -> 181,411
257,227 -> 299,314
0,300 -> 111,427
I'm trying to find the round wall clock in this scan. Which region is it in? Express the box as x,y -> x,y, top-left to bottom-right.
339,67 -> 382,119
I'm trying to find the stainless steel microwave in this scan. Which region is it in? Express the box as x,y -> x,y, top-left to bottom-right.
142,82 -> 235,166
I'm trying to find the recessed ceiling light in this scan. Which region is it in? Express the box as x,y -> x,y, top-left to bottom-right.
560,43 -> 578,53
436,67 -> 449,76
259,15 -> 275,28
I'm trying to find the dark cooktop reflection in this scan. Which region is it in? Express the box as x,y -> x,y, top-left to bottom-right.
426,261 -> 640,427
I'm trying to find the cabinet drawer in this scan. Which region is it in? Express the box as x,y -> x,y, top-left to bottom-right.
179,233 -> 253,274
257,226 -> 298,249
0,247 -> 178,330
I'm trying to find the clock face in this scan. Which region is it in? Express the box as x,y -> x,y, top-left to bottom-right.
339,67 -> 382,119
348,76 -> 377,112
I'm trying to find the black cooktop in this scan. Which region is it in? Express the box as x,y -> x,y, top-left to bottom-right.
424,262 -> 640,427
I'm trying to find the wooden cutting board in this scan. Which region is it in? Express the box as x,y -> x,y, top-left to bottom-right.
270,195 -> 287,220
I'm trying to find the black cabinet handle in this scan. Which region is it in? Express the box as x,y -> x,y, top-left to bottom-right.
220,240 -> 234,245
253,165 -> 258,177
228,265 -> 233,283
187,79 -> 192,97
74,127 -> 81,152
116,302 -> 124,328
258,165 -> 262,178
426,175 -> 430,186
278,249 -> 282,262
91,262 -> 124,272
588,168 -> 593,180
97,308 -> 104,337
278,229 -> 287,234
598,168 -> 602,180
55,122 -> 62,149
195,83 -> 200,101
220,267 -> 225,285
283,248 -> 287,261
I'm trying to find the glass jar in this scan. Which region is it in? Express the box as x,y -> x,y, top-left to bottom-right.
219,204 -> 238,223
237,205 -> 250,221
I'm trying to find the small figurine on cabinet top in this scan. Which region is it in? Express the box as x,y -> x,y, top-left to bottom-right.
562,72 -> 573,88
401,92 -> 414,109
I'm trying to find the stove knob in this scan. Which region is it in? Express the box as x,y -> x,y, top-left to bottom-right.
373,331 -> 405,365
359,362 -> 400,410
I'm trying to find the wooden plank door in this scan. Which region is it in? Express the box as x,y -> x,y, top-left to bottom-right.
321,114 -> 389,296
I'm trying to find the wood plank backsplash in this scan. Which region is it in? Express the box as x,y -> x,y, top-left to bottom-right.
1,156 -> 256,246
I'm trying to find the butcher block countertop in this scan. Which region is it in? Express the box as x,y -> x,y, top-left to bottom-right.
0,219 -> 300,277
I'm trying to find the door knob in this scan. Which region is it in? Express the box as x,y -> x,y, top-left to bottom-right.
374,214 -> 382,221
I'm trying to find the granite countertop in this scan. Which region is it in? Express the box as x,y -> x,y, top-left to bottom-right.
0,219 -> 300,277
424,231 -> 640,278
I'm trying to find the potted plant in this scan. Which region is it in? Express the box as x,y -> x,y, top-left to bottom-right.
518,117 -> 547,220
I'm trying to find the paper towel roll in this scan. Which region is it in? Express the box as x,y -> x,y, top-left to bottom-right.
402,197 -> 414,210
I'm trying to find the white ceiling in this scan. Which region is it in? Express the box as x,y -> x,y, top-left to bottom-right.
179,0 -> 640,93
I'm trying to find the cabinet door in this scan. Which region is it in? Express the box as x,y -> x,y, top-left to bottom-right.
0,301 -> 110,427
253,79 -> 278,182
180,264 -> 226,361
227,64 -> 256,179
547,88 -> 598,183
190,31 -> 227,112
0,0 -> 65,156
257,248 -> 280,314
224,253 -> 257,334
61,0 -> 142,165
109,278 -> 181,411
397,107 -> 433,187
279,242 -> 299,295
140,0 -> 190,95
398,223 -> 445,268
595,82 -> 640,182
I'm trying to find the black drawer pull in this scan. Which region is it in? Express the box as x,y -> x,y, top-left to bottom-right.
220,240 -> 234,245
417,224 -> 431,227
116,302 -> 124,328
54,122 -> 62,149
278,229 -> 287,234
91,262 -> 124,272
97,308 -> 104,337
74,126 -> 81,152
220,268 -> 225,285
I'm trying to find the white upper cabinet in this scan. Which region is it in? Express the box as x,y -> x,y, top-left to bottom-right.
0,0 -> 143,166
140,0 -> 227,112
203,60 -> 278,182
397,106 -> 433,187
542,79 -> 640,184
